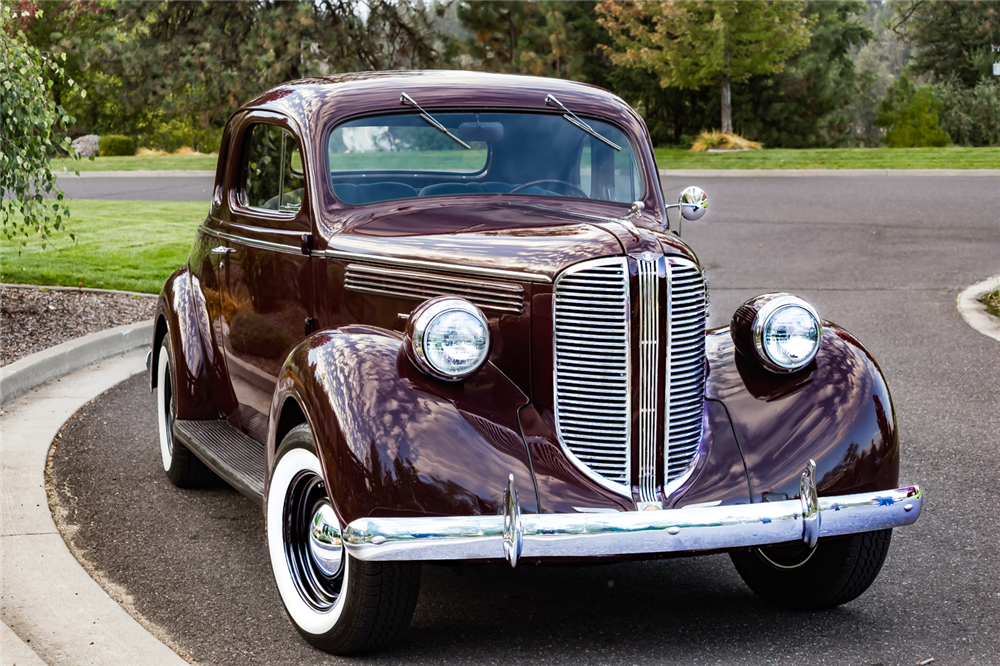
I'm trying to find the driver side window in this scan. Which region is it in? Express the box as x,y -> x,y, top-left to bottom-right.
243,124 -> 304,214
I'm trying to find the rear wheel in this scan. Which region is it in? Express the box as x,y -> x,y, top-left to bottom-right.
730,529 -> 892,610
156,333 -> 215,487
267,424 -> 421,655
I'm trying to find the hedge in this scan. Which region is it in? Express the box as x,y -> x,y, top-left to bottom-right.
98,135 -> 137,157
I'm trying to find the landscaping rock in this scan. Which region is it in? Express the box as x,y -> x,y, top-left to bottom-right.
71,134 -> 100,157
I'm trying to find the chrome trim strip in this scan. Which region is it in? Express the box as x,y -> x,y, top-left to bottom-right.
637,255 -> 659,504
347,285 -> 523,314
199,226 -> 302,256
346,263 -> 524,293
343,485 -> 923,563
318,248 -> 552,284
553,257 -> 631,497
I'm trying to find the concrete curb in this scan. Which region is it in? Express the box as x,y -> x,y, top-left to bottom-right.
2,282 -> 157,299
659,168 -> 1000,178
56,170 -> 215,178
1,349 -> 188,666
1,320 -> 154,406
957,275 -> 1000,343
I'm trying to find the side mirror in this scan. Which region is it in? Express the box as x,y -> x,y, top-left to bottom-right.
679,186 -> 708,221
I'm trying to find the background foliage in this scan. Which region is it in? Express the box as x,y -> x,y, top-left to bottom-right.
9,0 -> 1000,176
1,2 -> 80,247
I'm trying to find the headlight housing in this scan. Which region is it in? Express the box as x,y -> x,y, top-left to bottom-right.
404,297 -> 491,381
731,293 -> 822,373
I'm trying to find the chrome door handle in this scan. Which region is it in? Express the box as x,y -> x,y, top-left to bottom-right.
210,246 -> 235,255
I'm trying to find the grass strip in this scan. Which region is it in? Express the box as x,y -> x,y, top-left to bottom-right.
981,287 -> 1000,319
654,146 -> 1000,170
50,154 -> 218,172
1,200 -> 205,294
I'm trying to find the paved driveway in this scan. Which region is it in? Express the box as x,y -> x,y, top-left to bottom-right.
50,175 -> 1000,665
56,173 -> 214,201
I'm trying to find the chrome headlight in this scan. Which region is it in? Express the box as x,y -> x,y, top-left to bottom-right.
731,293 -> 822,373
405,297 -> 490,381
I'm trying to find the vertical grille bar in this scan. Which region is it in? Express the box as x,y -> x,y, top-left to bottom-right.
553,258 -> 630,495
637,257 -> 659,503
665,258 -> 707,487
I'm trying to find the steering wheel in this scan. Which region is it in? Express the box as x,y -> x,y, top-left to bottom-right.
510,179 -> 589,198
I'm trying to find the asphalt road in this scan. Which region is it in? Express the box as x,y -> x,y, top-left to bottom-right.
56,173 -> 214,201
50,175 -> 1000,665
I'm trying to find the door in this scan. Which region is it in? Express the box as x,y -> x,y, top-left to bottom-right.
218,117 -> 313,443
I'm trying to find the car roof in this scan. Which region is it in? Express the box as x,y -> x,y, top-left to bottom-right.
239,70 -> 639,135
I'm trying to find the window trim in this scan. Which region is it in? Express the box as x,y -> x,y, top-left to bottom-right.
229,111 -> 309,226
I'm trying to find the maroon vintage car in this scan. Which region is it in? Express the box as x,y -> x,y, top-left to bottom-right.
149,71 -> 922,654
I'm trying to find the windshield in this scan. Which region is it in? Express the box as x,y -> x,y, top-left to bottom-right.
327,111 -> 644,206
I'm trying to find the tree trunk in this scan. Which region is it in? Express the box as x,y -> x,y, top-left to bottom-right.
721,45 -> 732,133
721,74 -> 732,133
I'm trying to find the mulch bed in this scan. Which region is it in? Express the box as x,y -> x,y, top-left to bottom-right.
1,286 -> 156,367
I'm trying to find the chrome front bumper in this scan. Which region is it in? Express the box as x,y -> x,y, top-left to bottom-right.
342,462 -> 922,568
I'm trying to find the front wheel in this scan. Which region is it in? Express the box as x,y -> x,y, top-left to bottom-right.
266,424 -> 421,655
730,529 -> 892,610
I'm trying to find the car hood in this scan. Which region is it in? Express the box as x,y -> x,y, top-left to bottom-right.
322,199 -> 694,282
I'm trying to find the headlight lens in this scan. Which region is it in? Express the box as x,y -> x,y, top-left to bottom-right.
752,296 -> 822,372
407,298 -> 490,380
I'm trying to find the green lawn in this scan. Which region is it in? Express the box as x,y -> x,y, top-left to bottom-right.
50,154 -> 219,172
1,201 -> 205,293
654,146 -> 1000,170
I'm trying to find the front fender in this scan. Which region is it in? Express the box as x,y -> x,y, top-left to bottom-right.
151,267 -> 217,420
270,328 -> 538,526
706,325 -> 899,503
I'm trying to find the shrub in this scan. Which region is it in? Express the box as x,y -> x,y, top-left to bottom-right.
935,77 -> 1000,147
690,130 -> 762,152
874,74 -> 951,148
982,286 -> 1000,319
140,117 -> 223,154
98,135 -> 137,157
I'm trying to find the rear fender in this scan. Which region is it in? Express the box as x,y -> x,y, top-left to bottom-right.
706,325 -> 899,503
151,268 -> 218,420
269,328 -> 538,526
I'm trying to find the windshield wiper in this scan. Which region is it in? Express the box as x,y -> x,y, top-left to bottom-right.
400,92 -> 471,150
545,94 -> 621,152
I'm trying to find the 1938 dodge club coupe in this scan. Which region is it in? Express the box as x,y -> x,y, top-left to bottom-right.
150,71 -> 922,654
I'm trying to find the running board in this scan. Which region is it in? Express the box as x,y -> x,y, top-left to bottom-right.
173,419 -> 266,506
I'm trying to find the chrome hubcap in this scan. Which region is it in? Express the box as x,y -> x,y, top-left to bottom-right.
283,471 -> 345,611
308,503 -> 344,578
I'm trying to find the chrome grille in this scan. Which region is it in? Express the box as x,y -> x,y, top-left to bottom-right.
637,256 -> 659,503
553,258 -> 630,493
666,258 -> 707,484
345,263 -> 523,314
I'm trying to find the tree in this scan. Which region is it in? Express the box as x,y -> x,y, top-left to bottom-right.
874,73 -> 950,147
78,1 -> 439,131
734,0 -> 873,147
892,0 -> 1000,88
453,1 -> 539,73
597,1 -> 812,133
514,2 -> 613,85
1,2 -> 80,247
